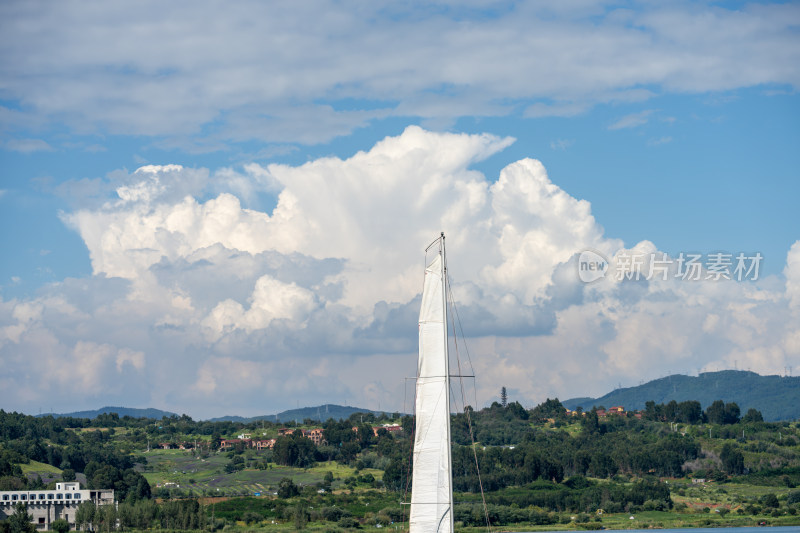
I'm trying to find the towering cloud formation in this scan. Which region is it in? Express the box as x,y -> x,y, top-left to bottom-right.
2,127 -> 798,417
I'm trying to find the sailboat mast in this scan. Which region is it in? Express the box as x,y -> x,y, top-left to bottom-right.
411,232 -> 454,533
440,233 -> 455,532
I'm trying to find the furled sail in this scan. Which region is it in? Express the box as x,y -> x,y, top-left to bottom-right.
410,249 -> 454,533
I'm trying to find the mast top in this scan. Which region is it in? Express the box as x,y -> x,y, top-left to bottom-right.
426,232 -> 446,253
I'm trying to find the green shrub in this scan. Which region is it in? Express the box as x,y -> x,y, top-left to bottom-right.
643,499 -> 668,511
51,519 -> 70,533
380,506 -> 403,522
745,504 -> 761,515
762,493 -> 779,508
321,506 -> 345,522
337,516 -> 361,529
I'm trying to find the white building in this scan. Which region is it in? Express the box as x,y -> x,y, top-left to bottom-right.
0,482 -> 114,530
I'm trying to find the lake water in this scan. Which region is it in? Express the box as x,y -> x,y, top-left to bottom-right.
536,526 -> 800,533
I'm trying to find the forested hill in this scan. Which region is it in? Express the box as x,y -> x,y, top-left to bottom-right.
562,370 -> 800,421
36,406 -> 178,419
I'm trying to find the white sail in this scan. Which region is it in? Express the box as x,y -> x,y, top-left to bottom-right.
410,247 -> 454,533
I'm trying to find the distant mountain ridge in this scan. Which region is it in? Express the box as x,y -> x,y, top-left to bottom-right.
37,404 -> 386,423
207,404 -> 385,424
42,372 -> 798,423
37,406 -> 178,420
562,370 -> 800,421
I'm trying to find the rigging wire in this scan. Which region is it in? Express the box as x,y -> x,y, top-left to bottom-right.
402,375 -> 412,531
445,264 -> 493,533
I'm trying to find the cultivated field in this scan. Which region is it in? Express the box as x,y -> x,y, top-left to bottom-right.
139,449 -> 381,497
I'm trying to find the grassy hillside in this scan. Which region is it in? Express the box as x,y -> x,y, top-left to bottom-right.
139,449 -> 381,497
562,370 -> 800,421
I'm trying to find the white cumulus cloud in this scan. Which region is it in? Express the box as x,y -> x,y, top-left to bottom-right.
1,127 -> 798,418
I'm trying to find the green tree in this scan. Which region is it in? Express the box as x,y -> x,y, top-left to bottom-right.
506,401 -> 530,420
581,409 -> 601,434
134,476 -> 152,500
339,441 -> 361,464
643,400 -> 660,421
93,505 -> 116,533
663,400 -> 679,422
677,401 -> 703,424
323,470 -> 334,491
293,503 -> 309,530
705,400 -> 726,424
742,408 -> 764,423
130,499 -> 158,529
724,402 -> 741,424
7,503 -> 35,533
272,436 -> 297,466
50,519 -> 69,533
75,501 -> 96,531
272,433 -> 316,467
89,465 -> 117,491
762,493 -> 779,508
277,477 -> 299,498
720,443 -> 744,475
382,456 -> 407,492
531,398 -> 565,422
356,424 -> 375,448
588,453 -> 617,478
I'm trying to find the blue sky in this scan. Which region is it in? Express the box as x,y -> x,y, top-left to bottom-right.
1,1 -> 799,418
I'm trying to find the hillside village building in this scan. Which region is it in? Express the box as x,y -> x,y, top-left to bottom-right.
220,428 -> 329,450
219,437 -> 277,450
217,424 -> 403,452
0,482 -> 113,530
351,423 -> 403,437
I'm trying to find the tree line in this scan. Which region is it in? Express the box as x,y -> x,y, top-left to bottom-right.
2,395 -> 799,529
